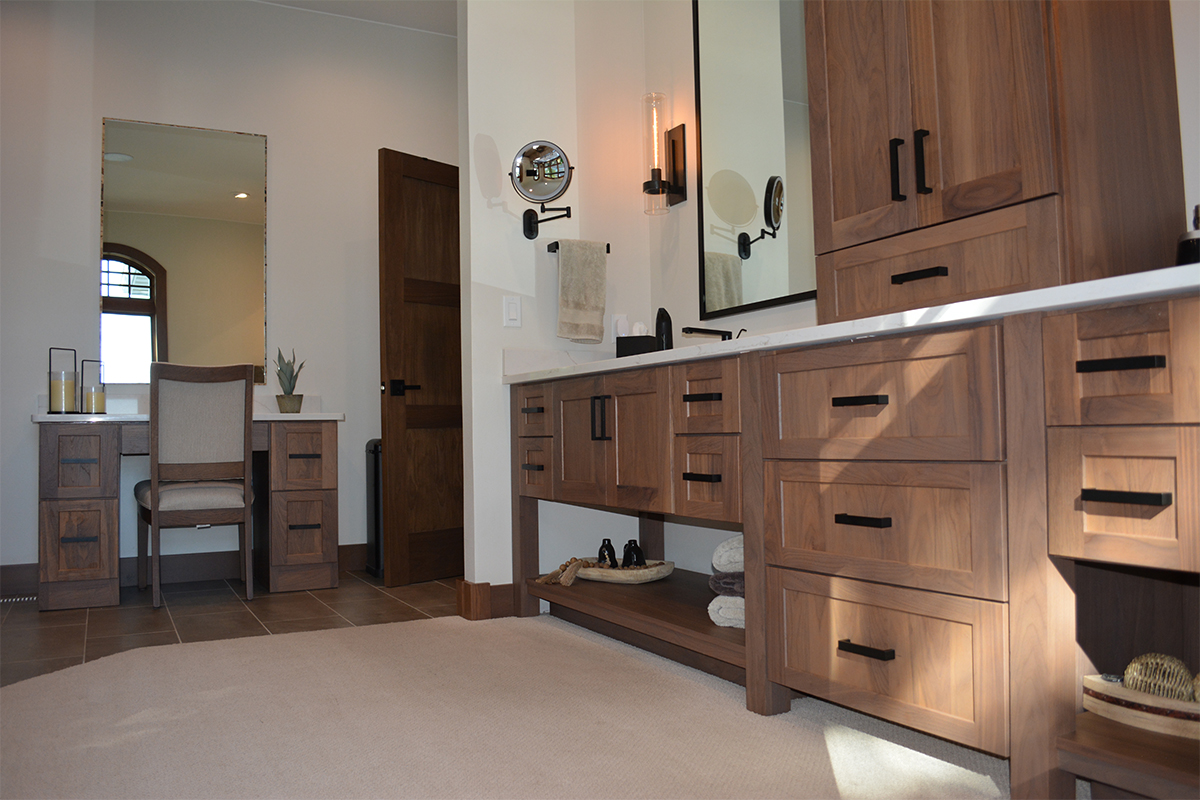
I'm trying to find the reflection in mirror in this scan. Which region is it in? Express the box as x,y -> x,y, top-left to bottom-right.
696,0 -> 816,319
100,119 -> 266,383
510,140 -> 572,203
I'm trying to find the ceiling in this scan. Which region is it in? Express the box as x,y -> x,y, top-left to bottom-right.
257,0 -> 457,36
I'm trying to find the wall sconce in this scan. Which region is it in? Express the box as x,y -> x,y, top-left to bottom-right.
641,92 -> 686,215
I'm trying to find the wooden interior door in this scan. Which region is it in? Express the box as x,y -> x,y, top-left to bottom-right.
806,0 -> 917,254
378,149 -> 464,587
910,0 -> 1055,225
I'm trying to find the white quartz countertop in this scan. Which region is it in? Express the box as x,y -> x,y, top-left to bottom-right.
504,264 -> 1199,385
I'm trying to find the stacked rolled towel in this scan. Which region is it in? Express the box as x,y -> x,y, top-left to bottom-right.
708,534 -> 745,629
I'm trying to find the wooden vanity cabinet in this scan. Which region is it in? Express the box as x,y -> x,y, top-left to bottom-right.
551,368 -> 672,513
38,423 -> 121,609
515,382 -> 554,499
671,358 -> 741,523
808,0 -> 1185,323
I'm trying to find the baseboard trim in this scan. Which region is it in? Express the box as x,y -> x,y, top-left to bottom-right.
1,563 -> 38,598
456,579 -> 515,620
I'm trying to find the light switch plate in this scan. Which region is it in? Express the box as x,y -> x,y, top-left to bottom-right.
503,296 -> 522,327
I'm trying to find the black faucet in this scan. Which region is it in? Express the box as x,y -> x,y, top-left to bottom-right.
681,326 -> 733,341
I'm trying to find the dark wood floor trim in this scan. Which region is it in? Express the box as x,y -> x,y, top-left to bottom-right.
457,579 -> 515,620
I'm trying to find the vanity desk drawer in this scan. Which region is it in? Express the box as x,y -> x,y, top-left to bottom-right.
39,423 -> 121,499
815,197 -> 1061,324
1043,295 -> 1199,426
761,325 -> 1003,461
764,461 -> 1006,601
768,568 -> 1009,755
516,436 -> 553,500
671,357 -> 740,434
1048,425 -> 1198,572
515,382 -> 553,438
673,434 -> 741,523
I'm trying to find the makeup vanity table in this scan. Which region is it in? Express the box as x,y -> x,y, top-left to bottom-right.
33,404 -> 344,611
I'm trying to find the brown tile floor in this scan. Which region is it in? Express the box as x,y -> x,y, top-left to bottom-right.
0,571 -> 460,687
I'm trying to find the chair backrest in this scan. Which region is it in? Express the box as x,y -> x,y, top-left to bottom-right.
150,363 -> 253,480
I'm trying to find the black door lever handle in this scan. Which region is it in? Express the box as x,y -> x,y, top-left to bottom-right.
390,380 -> 422,397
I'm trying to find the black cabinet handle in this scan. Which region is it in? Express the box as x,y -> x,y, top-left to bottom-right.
60,458 -> 99,465
1081,488 -> 1172,507
590,395 -> 612,441
891,265 -> 949,285
914,129 -> 932,194
831,394 -> 889,407
682,472 -> 722,483
889,138 -> 906,201
520,406 -> 545,414
838,638 -> 895,661
289,453 -> 321,460
288,524 -> 322,530
1075,355 -> 1167,374
682,392 -> 722,403
834,513 -> 893,529
521,464 -> 544,472
60,536 -> 99,544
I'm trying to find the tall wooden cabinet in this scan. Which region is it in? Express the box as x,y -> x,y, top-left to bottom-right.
807,0 -> 1185,323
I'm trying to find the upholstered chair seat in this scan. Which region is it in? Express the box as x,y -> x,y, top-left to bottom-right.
135,480 -> 251,512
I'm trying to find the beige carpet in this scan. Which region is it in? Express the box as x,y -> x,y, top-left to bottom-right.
0,614 -> 1009,799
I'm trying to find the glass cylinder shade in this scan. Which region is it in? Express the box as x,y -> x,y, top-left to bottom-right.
642,92 -> 669,215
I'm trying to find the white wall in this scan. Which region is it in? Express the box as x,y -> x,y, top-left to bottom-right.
0,1 -> 456,567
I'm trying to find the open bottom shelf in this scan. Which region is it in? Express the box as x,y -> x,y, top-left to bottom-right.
527,568 -> 745,669
1057,712 -> 1199,799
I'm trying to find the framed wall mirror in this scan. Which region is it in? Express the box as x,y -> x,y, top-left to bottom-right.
695,0 -> 817,319
100,119 -> 267,383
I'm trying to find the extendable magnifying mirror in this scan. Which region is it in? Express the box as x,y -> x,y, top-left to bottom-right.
509,140 -> 574,239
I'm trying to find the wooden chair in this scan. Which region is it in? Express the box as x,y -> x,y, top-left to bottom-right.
136,363 -> 255,608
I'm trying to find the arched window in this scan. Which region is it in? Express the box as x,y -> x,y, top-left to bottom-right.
100,243 -> 167,383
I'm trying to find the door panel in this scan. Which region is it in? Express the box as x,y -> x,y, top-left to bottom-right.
553,376 -> 607,506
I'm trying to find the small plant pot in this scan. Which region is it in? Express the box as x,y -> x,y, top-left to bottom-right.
276,394 -> 303,413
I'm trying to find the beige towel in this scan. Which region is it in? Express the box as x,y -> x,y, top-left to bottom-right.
556,239 -> 607,344
704,251 -> 743,310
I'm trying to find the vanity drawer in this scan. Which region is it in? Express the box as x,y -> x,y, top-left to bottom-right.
270,421 -> 337,491
1043,295 -> 1199,426
673,435 -> 741,523
761,325 -> 1003,461
815,197 -> 1061,324
671,357 -> 741,434
39,423 -> 120,499
768,568 -> 1009,755
1048,426 -> 1198,572
515,383 -> 553,438
764,461 -> 1006,600
516,437 -> 553,500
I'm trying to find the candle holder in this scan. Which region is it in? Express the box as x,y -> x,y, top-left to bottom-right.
48,347 -> 78,414
81,359 -> 105,414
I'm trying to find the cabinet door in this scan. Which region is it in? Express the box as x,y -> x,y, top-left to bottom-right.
674,435 -> 741,523
39,423 -> 120,499
515,383 -> 553,438
909,0 -> 1055,226
39,498 -> 119,584
552,376 -> 608,506
270,489 -> 338,567
609,368 -> 672,512
516,437 -> 553,500
671,358 -> 741,435
807,0 -> 918,254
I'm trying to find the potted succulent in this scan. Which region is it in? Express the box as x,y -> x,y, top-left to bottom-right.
274,348 -> 305,413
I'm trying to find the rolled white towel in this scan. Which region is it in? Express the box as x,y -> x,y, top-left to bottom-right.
707,595 -> 745,629
712,534 -> 744,573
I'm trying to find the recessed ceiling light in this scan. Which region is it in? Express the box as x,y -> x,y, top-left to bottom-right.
234,192 -> 248,199
104,152 -> 133,162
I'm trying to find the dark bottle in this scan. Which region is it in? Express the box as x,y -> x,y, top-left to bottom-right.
622,539 -> 646,567
1177,204 -> 1199,265
598,538 -> 618,568
655,307 -> 672,351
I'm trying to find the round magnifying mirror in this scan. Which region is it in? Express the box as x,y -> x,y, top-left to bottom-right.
510,141 -> 572,204
764,175 -> 784,232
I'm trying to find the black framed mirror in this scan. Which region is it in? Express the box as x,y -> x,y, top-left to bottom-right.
694,0 -> 817,320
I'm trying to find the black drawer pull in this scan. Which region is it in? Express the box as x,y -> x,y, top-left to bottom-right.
838,638 -> 895,661
891,265 -> 949,285
682,472 -> 722,483
289,453 -> 321,460
682,392 -> 723,403
913,129 -> 933,194
60,458 -> 99,465
288,523 -> 322,530
520,406 -> 545,414
831,394 -> 889,407
590,395 -> 613,441
1081,488 -> 1173,507
889,137 -> 906,202
60,536 -> 99,544
1075,355 -> 1167,374
521,464 -> 544,472
835,513 -> 893,529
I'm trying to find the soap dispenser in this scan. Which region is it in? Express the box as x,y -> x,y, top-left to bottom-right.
655,308 -> 673,351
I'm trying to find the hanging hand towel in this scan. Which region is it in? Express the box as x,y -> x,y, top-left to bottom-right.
556,239 -> 607,344
704,252 -> 743,310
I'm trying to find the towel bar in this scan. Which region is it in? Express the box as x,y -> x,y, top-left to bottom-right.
548,241 -> 610,253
